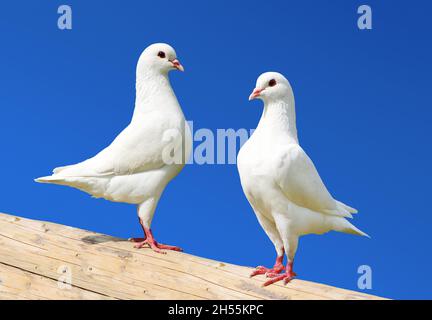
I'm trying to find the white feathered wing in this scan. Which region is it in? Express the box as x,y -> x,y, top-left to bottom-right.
275,144 -> 368,237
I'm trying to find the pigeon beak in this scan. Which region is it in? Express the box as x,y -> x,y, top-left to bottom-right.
171,59 -> 184,72
249,88 -> 263,101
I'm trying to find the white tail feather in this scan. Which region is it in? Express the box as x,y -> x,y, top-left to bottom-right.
331,217 -> 370,238
337,200 -> 358,214
35,175 -> 65,183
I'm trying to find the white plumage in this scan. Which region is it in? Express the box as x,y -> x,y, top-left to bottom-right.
237,72 -> 368,285
36,43 -> 191,253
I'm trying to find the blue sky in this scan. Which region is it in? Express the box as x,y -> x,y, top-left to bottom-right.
0,0 -> 431,299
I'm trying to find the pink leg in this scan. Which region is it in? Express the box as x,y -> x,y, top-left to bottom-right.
263,260 -> 297,286
129,218 -> 182,254
250,252 -> 285,278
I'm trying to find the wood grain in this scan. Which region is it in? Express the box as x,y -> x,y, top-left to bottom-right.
0,213 -> 384,300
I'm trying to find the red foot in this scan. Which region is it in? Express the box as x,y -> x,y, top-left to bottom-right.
263,262 -> 296,287
129,227 -> 182,254
250,255 -> 284,278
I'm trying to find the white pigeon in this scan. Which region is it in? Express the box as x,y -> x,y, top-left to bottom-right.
36,43 -> 192,253
237,72 -> 368,286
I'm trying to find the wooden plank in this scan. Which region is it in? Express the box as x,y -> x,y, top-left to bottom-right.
0,213 -> 385,300
0,263 -> 113,300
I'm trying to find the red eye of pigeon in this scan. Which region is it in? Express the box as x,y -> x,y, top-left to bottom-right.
269,79 -> 277,87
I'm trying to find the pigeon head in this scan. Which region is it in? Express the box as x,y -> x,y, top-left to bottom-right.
249,72 -> 293,102
137,43 -> 184,76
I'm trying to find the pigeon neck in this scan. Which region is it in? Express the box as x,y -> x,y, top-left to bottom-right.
259,98 -> 298,143
133,72 -> 177,119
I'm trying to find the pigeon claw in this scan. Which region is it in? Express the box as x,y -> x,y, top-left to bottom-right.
262,262 -> 296,287
130,238 -> 183,254
250,263 -> 285,278
262,271 -> 296,287
129,228 -> 183,254
250,266 -> 270,277
250,254 -> 285,278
